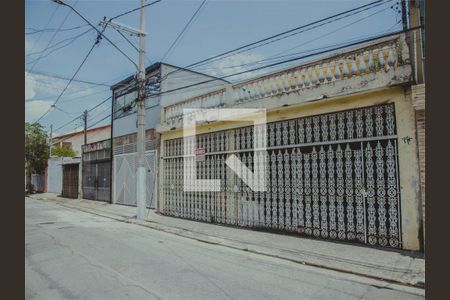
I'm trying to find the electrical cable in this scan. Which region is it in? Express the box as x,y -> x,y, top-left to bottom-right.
25,24 -> 88,34
26,69 -> 110,87
53,96 -> 112,132
97,25 -> 424,126
109,0 -> 162,21
28,1 -> 79,74
181,0 -> 389,70
26,5 -> 60,58
160,0 -> 207,61
157,25 -> 424,97
195,5 -> 393,74
33,23 -> 108,124
52,0 -> 139,69
158,0 -> 392,83
26,28 -> 94,58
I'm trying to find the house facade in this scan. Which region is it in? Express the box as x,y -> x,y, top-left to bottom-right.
52,125 -> 111,156
156,33 -> 424,251
111,62 -> 229,209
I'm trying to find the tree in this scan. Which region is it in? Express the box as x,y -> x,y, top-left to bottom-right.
51,144 -> 76,157
25,122 -> 49,193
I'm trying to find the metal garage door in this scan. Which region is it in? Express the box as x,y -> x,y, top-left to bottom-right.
83,161 -> 111,202
114,150 -> 157,209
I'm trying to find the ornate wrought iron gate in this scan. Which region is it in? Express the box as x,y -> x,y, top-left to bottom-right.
162,103 -> 401,248
114,150 -> 157,208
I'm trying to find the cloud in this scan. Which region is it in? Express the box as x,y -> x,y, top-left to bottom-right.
25,73 -> 37,100
204,52 -> 267,82
25,100 -> 53,122
25,71 -> 95,101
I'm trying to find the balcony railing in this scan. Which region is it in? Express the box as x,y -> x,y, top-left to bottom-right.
232,37 -> 401,104
164,88 -> 226,123
160,34 -> 408,126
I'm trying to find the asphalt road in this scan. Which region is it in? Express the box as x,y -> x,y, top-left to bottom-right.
25,197 -> 423,300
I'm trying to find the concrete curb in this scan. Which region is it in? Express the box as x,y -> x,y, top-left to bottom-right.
29,195 -> 425,293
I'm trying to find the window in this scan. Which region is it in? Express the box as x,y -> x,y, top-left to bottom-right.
114,90 -> 138,119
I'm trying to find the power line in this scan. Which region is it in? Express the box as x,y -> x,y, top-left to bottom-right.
195,4 -> 392,75
159,0 -> 391,82
52,0 -> 138,69
110,0 -> 162,20
25,24 -> 88,34
28,1 -> 79,74
160,0 -> 207,61
26,28 -> 93,58
190,0 -> 393,70
186,0 -> 389,69
26,5 -> 60,57
25,29 -> 95,66
27,70 -> 110,87
53,96 -> 112,132
98,25 -> 423,126
33,24 -> 108,124
157,25 -> 424,97
114,28 -> 140,53
88,113 -> 111,129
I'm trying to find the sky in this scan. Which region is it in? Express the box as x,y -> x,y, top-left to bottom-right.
25,0 -> 402,136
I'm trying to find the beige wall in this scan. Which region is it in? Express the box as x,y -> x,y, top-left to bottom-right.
54,127 -> 111,156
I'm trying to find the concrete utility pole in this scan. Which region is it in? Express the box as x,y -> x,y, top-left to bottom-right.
136,0 -> 147,220
49,124 -> 53,157
80,109 -> 88,200
83,110 -> 88,145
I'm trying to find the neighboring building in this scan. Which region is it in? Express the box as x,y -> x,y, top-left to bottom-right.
47,125 -> 111,197
82,139 -> 112,202
111,62 -> 229,209
156,33 -> 424,251
52,125 -> 111,156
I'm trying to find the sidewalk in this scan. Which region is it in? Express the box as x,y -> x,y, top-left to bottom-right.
29,193 -> 425,289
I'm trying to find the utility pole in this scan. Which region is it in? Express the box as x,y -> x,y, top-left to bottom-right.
49,124 -> 53,157
136,0 -> 147,220
83,110 -> 88,145
79,109 -> 88,200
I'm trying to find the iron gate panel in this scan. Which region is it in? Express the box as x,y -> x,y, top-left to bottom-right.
162,103 -> 401,248
114,151 -> 157,208
62,164 -> 79,199
97,162 -> 111,202
82,163 -> 96,200
82,161 -> 111,202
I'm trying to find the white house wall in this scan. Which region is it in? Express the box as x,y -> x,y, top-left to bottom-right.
47,157 -> 63,194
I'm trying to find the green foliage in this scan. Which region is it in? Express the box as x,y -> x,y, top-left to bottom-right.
51,144 -> 76,157
25,122 -> 49,175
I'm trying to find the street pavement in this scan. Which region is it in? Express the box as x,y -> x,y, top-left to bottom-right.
26,197 -> 424,299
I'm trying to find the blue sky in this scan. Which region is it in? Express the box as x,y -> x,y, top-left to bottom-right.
25,0 -> 402,135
